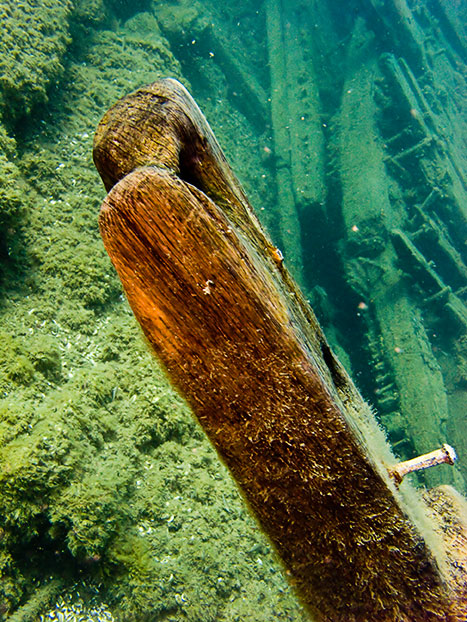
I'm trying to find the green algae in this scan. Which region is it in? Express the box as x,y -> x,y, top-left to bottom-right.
0,137 -> 24,272
0,4 -> 307,620
0,0 -> 73,124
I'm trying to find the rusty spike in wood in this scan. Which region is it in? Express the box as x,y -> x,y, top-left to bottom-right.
93,78 -> 466,621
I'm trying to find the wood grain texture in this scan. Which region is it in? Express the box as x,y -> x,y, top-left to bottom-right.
94,79 -> 466,621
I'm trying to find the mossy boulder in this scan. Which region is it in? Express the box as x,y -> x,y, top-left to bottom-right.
71,0 -> 111,29
0,0 -> 73,123
0,127 -> 24,267
0,330 -> 62,394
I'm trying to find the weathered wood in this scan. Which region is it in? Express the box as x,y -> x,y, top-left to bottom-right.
411,205 -> 467,290
391,229 -> 467,332
265,0 -> 306,285
94,78 -> 466,621
426,0 -> 466,63
379,53 -> 467,207
265,0 -> 327,286
155,0 -> 268,131
366,0 -> 428,72
337,23 -> 460,490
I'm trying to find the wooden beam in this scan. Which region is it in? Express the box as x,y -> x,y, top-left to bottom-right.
93,78 -> 466,622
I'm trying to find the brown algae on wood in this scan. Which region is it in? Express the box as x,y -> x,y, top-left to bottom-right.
93,78 -> 466,621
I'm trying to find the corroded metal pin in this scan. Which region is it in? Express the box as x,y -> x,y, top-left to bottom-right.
389,444 -> 457,485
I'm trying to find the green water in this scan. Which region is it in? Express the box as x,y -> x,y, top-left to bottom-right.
0,1 -> 465,620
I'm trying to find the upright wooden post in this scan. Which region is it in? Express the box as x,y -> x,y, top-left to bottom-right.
93,78 -> 466,622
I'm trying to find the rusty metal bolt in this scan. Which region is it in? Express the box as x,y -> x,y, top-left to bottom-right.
389,443 -> 457,485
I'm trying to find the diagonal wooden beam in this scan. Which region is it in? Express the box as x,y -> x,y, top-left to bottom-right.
93,78 -> 466,622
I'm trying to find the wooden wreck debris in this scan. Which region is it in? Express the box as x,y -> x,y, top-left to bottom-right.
155,0 -> 268,131
430,0 -> 467,62
265,0 -> 305,285
337,20 -> 464,493
93,78 -> 466,621
391,229 -> 467,332
265,0 -> 327,286
365,0 -> 428,72
411,205 -> 467,290
378,53 -> 467,220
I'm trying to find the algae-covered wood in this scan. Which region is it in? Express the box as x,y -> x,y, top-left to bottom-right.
94,78 -> 466,622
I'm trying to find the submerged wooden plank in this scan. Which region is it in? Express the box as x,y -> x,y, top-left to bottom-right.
94,78 -> 466,622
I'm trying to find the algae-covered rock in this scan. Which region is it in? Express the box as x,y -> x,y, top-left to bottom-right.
0,156 -> 23,232
105,0 -> 151,20
0,127 -> 24,269
0,331 -> 61,394
0,0 -> 73,123
72,0 -> 111,29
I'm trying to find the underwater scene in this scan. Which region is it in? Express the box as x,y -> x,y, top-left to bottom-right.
0,0 -> 466,621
